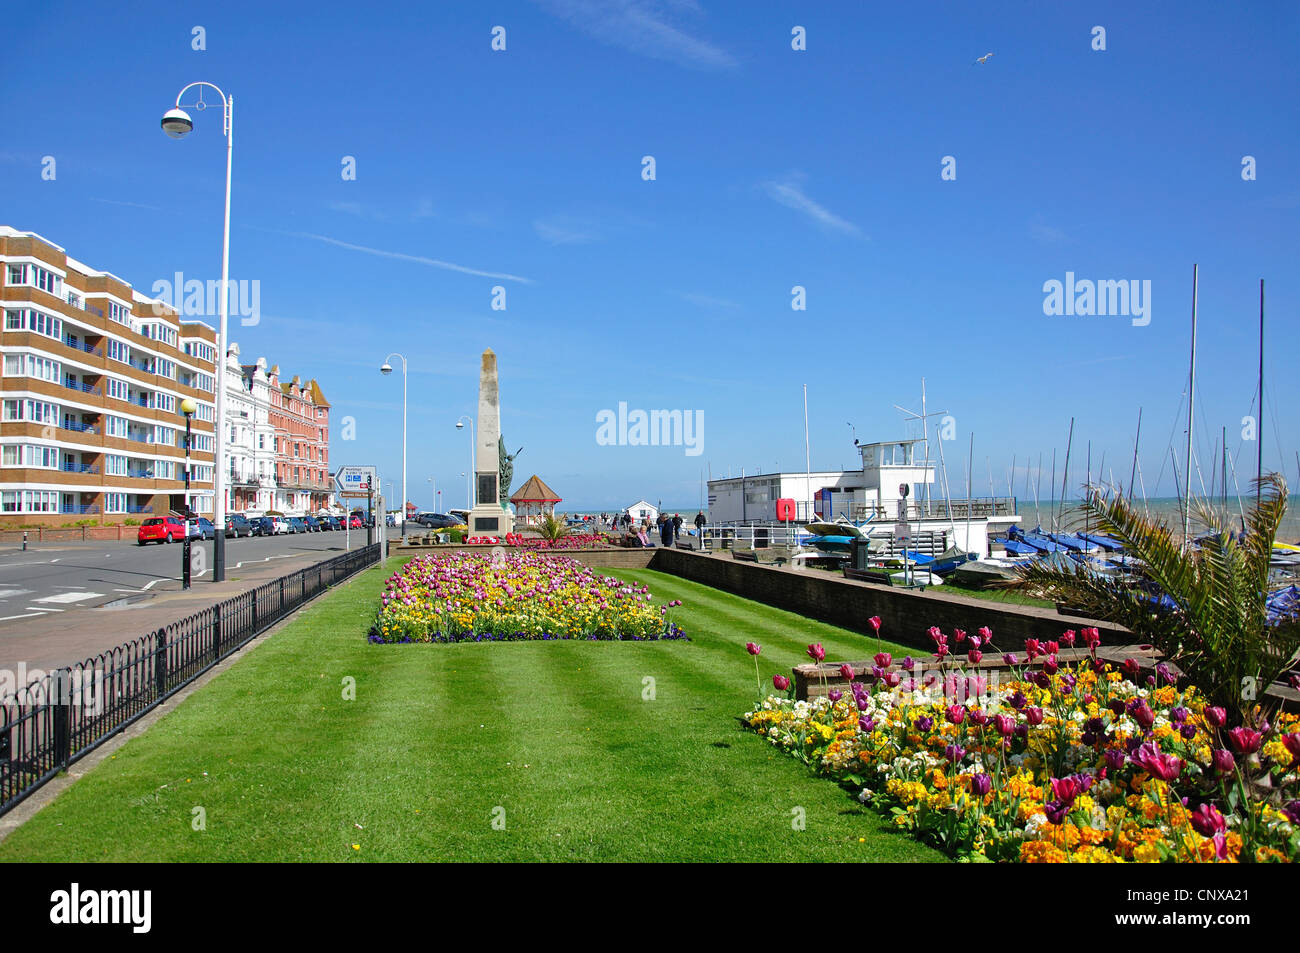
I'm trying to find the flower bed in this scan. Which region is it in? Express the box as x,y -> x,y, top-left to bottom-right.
504,533 -> 612,549
370,551 -> 686,643
743,626 -> 1299,863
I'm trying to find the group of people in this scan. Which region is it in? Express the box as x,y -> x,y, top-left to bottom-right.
600,510 -> 707,548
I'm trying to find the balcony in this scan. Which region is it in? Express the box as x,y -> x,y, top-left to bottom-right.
61,419 -> 99,435
60,504 -> 101,515
126,504 -> 154,514
61,462 -> 100,474
62,336 -> 103,357
124,432 -> 153,444
126,467 -> 155,479
62,379 -> 102,396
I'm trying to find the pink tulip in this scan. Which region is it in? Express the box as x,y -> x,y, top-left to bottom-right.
1025,707 -> 1044,726
746,642 -> 761,656
839,663 -> 856,681
869,616 -> 882,631
773,674 -> 790,691
994,714 -> 1016,737
967,650 -> 983,665
1227,727 -> 1262,755
946,704 -> 966,725
1188,803 -> 1226,837
873,652 -> 892,669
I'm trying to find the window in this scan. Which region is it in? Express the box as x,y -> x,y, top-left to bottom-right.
106,415 -> 128,438
152,392 -> 175,414
108,301 -> 131,325
191,433 -> 213,453
106,455 -> 127,476
195,403 -> 214,422
106,378 -> 128,401
6,264 -> 26,285
154,425 -> 176,446
66,290 -> 82,309
155,460 -> 174,480
33,266 -> 61,297
29,310 -> 61,339
5,310 -> 22,330
107,339 -> 130,364
21,490 -> 58,513
2,445 -> 58,468
6,353 -> 61,382
156,358 -> 175,379
104,492 -> 127,514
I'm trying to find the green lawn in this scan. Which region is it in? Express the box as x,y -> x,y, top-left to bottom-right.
0,561 -> 942,862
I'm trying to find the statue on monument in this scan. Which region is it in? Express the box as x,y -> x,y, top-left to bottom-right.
498,438 -> 522,506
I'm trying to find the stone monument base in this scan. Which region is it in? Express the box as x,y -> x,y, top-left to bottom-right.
468,506 -> 513,536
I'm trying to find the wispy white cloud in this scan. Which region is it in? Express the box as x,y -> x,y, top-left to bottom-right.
533,216 -> 600,245
681,292 -> 740,310
327,196 -> 438,222
90,197 -> 164,211
762,175 -> 862,237
1030,222 -> 1069,244
534,0 -> 737,70
280,230 -> 534,283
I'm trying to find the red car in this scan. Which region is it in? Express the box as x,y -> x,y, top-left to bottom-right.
348,515 -> 363,529
137,516 -> 187,545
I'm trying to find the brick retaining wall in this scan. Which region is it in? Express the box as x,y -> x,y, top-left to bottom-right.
646,549 -> 1131,655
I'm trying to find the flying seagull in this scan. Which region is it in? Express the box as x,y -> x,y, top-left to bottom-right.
974,52 -> 994,65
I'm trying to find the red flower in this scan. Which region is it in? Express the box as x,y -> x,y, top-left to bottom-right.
1188,803 -> 1226,837
1281,732 -> 1300,765
772,674 -> 790,691
1227,726 -> 1263,755
869,616 -> 882,631
746,642 -> 761,656
806,643 -> 825,663
839,663 -> 856,681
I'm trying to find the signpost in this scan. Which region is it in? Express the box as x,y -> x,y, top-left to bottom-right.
335,466 -> 379,551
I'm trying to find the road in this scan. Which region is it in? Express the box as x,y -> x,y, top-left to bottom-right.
0,528 -> 377,625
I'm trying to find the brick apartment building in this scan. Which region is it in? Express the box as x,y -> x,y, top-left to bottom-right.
0,226 -> 217,527
267,366 -> 331,513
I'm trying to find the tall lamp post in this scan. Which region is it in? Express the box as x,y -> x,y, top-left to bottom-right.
180,398 -> 197,589
379,354 -> 407,538
161,81 -> 232,581
427,475 -> 436,511
456,416 -> 475,510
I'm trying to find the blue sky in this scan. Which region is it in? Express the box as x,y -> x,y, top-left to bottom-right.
3,0 -> 1297,511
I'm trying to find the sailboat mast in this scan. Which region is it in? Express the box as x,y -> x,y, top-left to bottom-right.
1129,407 -> 1142,499
1059,418 -> 1075,530
1184,264 -> 1198,548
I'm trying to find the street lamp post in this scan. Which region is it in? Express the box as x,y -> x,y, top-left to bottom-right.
456,416 -> 475,510
380,354 -> 408,539
161,81 -> 232,581
427,475 -> 436,511
180,398 -> 197,588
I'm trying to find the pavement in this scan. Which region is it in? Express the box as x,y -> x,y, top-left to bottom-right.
0,529 -> 386,673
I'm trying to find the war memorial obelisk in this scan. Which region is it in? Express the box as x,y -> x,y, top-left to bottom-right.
468,348 -> 514,536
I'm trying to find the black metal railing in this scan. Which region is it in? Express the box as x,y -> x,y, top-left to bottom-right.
0,542 -> 382,816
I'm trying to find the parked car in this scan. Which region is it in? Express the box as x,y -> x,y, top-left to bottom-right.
225,514 -> 253,538
253,517 -> 276,537
315,515 -> 333,532
137,516 -> 186,545
348,515 -> 363,529
288,517 -> 308,534
187,518 -> 217,540
303,516 -> 321,533
416,512 -> 460,529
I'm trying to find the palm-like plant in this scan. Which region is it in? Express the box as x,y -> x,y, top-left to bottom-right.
536,512 -> 571,544
1006,473 -> 1299,725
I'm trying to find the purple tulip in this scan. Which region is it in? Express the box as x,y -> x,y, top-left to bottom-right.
1025,707 -> 1044,726
1130,699 -> 1156,731
916,715 -> 934,733
1044,800 -> 1071,825
1007,690 -> 1027,710
858,715 -> 875,733
827,689 -> 842,703
1155,662 -> 1173,684
1042,655 -> 1059,675
1283,801 -> 1300,826
1003,653 -> 1019,666
1130,742 -> 1183,782
1227,726 -> 1262,755
994,714 -> 1016,737
1188,803 -> 1226,837
901,656 -> 915,672
1104,748 -> 1125,772
944,743 -> 965,764
969,708 -> 989,727
970,774 -> 992,797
